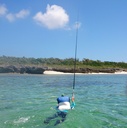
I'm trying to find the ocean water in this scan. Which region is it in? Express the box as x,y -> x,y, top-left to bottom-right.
0,74 -> 127,128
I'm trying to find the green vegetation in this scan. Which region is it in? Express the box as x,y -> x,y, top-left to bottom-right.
0,56 -> 127,69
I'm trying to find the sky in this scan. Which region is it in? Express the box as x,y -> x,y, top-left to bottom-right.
0,0 -> 127,62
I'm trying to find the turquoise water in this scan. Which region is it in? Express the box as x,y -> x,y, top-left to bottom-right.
0,74 -> 127,128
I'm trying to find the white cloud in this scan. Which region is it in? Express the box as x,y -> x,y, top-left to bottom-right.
33,4 -> 69,29
6,9 -> 30,22
0,3 -> 30,22
6,13 -> 15,22
0,4 -> 8,16
16,9 -> 30,18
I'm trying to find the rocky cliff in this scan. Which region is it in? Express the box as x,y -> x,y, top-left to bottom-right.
0,66 -> 46,74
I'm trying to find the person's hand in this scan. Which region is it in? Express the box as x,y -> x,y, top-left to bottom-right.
71,96 -> 75,102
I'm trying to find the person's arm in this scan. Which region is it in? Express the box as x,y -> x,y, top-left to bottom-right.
71,96 -> 75,109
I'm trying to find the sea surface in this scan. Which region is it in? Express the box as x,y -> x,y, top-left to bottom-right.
0,73 -> 127,128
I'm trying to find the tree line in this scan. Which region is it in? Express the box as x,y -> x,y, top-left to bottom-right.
0,56 -> 127,69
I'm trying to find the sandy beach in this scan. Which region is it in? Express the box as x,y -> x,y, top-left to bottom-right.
114,71 -> 127,74
44,70 -> 71,74
43,70 -> 84,75
43,70 -> 127,75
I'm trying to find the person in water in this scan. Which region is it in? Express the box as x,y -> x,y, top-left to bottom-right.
44,94 -> 75,126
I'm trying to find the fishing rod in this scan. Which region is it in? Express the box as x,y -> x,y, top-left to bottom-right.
72,20 -> 79,95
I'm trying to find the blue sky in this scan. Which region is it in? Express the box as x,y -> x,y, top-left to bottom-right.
0,0 -> 127,62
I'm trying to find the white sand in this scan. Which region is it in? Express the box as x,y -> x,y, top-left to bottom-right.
44,71 -> 72,74
43,70 -> 83,75
44,70 -> 127,75
114,71 -> 127,74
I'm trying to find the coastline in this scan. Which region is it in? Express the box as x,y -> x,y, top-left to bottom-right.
1,65 -> 127,74
0,70 -> 127,75
43,70 -> 127,75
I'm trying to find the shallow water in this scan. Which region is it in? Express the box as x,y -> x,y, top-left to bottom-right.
0,74 -> 127,128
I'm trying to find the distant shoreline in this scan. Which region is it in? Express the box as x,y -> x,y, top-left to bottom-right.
1,65 -> 127,75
